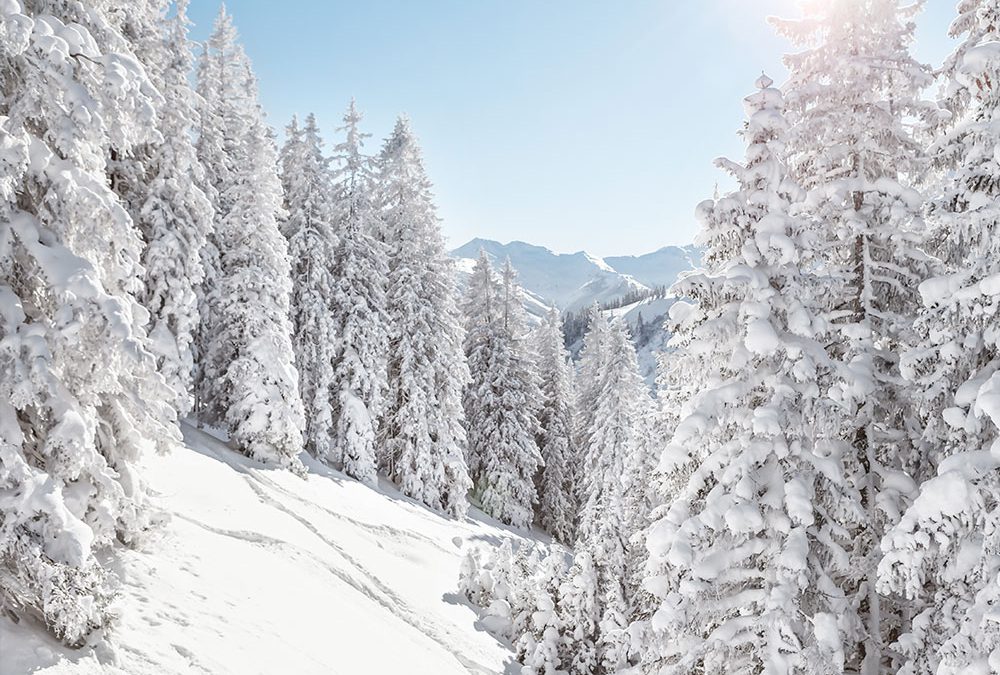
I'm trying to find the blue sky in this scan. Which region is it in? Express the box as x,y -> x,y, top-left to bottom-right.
188,1 -> 956,257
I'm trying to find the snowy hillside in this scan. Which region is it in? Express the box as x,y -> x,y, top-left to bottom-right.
450,238 -> 697,313
0,423 -> 531,675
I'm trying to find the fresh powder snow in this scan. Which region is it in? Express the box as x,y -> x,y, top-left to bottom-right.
0,423 -> 539,674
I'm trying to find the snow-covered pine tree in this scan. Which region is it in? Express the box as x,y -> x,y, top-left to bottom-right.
473,259 -> 543,529
134,0 -> 212,416
773,2 -> 934,669
192,5 -> 236,421
462,249 -> 502,483
878,5 -> 1000,671
328,101 -> 390,486
938,0 -> 1000,123
195,10 -> 304,470
636,74 -> 851,674
576,318 -> 651,673
534,308 -> 578,545
0,0 -> 178,645
278,113 -> 338,462
516,550 -> 568,674
573,304 -> 609,512
378,116 -> 471,516
558,550 -> 600,674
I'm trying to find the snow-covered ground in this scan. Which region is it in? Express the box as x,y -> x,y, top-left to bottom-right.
1,423 -> 530,674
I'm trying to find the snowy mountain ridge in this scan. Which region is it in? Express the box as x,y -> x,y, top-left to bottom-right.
449,238 -> 699,314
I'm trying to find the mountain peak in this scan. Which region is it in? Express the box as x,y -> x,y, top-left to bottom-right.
449,237 -> 698,312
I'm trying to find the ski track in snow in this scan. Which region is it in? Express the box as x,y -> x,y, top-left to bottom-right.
0,422 -> 528,675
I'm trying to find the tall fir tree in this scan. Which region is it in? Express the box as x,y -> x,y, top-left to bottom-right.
192,5 -> 237,421
0,0 -> 178,645
378,117 -> 471,516
576,318 -> 651,673
195,9 -> 305,470
462,249 -> 502,483
278,114 -> 338,462
573,304 -> 609,511
878,3 -> 1000,671
773,2 -> 934,669
463,258 -> 543,529
136,0 -> 213,416
637,75 -> 847,674
329,100 -> 390,487
534,308 -> 578,545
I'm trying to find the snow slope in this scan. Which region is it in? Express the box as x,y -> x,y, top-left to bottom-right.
0,423 -> 529,675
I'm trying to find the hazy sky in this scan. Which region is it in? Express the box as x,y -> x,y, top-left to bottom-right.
187,1 -> 956,257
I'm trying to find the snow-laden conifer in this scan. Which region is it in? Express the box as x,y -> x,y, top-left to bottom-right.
772,2 -> 934,668
195,9 -> 304,470
878,5 -> 1000,671
534,308 -> 578,545
637,74 -> 846,674
0,0 -> 178,645
379,117 -> 471,516
131,0 -> 213,416
516,551 -> 568,674
329,101 -> 390,486
463,255 -> 542,529
576,318 -> 650,673
279,114 -> 338,462
572,304 -> 609,511
557,551 -> 600,673
462,250 -> 502,482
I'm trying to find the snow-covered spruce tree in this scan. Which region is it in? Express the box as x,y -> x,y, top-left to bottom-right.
462,256 -> 543,529
576,318 -> 651,673
329,100 -> 390,486
516,550 -> 569,674
195,10 -> 304,470
558,550 -> 600,674
378,116 -> 471,516
636,74 -> 852,673
572,304 -> 609,510
133,0 -> 212,416
878,8 -> 1000,672
462,249 -> 502,483
938,0 -> 1000,123
773,2 -> 934,669
190,8 -> 232,422
278,114 -> 338,463
534,308 -> 578,545
0,0 -> 179,645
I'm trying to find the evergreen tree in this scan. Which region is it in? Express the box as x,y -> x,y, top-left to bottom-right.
191,5 -> 239,423
576,318 -> 650,673
462,249 -> 502,483
378,117 -> 471,516
636,75 -> 843,674
472,260 -> 543,529
878,4 -> 1000,671
135,0 -> 213,417
329,101 -> 390,486
0,0 -> 178,645
773,2 -> 934,669
516,551 -> 568,674
558,551 -> 600,674
195,9 -> 304,470
573,305 -> 609,510
279,114 -> 338,462
534,308 -> 578,545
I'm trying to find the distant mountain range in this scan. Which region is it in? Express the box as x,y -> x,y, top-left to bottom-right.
450,239 -> 701,386
450,238 -> 700,314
